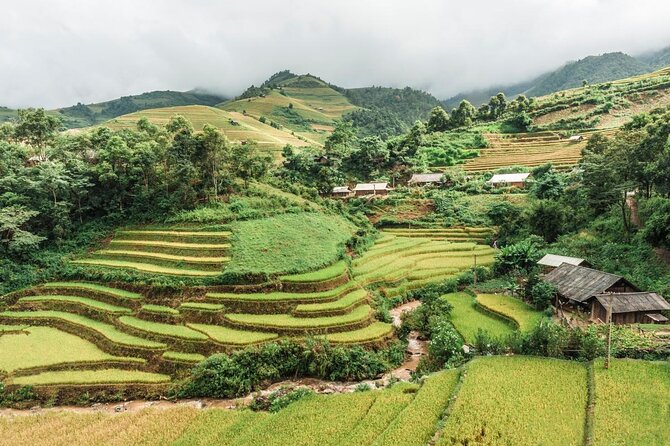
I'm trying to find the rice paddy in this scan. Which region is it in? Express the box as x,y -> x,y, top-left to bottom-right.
475,293 -> 545,331
437,356 -> 588,445
0,357 -> 665,444
441,292 -> 515,343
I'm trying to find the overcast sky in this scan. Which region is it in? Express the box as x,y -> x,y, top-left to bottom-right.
2,0 -> 670,108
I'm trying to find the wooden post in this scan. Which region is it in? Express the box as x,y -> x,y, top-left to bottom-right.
473,254 -> 478,291
605,293 -> 613,370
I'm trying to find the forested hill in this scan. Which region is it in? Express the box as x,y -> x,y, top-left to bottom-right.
639,45 -> 670,70
444,51 -> 659,109
0,90 -> 227,129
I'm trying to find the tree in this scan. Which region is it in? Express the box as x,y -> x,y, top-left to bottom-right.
528,200 -> 568,243
426,106 -> 450,132
641,197 -> 670,249
494,239 -> 540,275
450,100 -> 477,128
0,205 -> 45,255
13,108 -> 62,158
197,125 -> 231,199
345,136 -> 389,180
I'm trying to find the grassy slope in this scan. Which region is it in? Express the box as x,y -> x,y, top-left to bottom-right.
225,213 -> 354,276
11,369 -> 170,385
476,293 -> 544,331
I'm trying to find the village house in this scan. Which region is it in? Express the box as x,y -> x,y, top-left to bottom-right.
353,182 -> 389,196
568,134 -> 584,142
589,292 -> 670,324
543,263 -> 669,325
331,186 -> 351,198
408,173 -> 444,187
537,254 -> 591,273
486,172 -> 530,188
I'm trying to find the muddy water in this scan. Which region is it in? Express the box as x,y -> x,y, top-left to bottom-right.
0,301 -> 429,416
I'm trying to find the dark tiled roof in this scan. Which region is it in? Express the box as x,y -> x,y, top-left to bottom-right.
594,292 -> 670,314
544,263 -> 627,302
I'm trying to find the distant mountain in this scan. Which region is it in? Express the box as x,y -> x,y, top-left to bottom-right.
638,45 -> 670,70
444,51 -> 656,108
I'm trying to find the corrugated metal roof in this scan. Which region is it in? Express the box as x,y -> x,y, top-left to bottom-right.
354,182 -> 388,191
544,263 -> 627,302
593,292 -> 670,314
409,173 -> 444,184
332,186 -> 350,193
538,254 -> 586,268
487,173 -> 530,184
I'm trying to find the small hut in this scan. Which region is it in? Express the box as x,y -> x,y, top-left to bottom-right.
486,173 -> 530,188
568,135 -> 584,142
408,173 -> 444,187
331,186 -> 351,198
589,292 -> 670,325
353,182 -> 389,196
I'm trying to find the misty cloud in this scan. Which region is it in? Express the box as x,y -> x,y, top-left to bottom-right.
2,0 -> 670,108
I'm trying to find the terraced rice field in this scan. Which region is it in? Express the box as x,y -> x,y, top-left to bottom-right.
592,358 -> 670,446
72,228 -> 232,277
441,292 -> 515,343
460,129 -> 615,172
352,232 -> 496,297
437,356 -> 588,445
476,293 -> 545,331
383,227 -> 495,244
0,357 -> 666,444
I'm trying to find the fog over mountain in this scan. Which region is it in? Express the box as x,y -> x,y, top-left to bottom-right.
2,0 -> 670,108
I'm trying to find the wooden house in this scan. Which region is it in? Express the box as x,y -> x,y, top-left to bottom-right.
331,186 -> 351,198
589,292 -> 670,324
486,173 -> 530,189
408,173 -> 444,187
544,263 -> 638,311
537,254 -> 591,273
353,182 -> 389,196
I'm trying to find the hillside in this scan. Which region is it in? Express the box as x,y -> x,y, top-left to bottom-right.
102,105 -> 314,154
639,45 -> 670,70
445,51 -> 659,108
0,90 -> 227,129
218,73 -> 357,145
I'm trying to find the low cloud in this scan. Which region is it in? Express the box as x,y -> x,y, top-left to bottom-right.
2,0 -> 670,108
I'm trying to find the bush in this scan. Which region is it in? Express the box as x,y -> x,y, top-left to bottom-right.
250,387 -> 314,412
528,279 -> 557,310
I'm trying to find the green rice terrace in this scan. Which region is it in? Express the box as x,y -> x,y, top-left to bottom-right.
1,356 -> 667,445
0,223 -> 496,394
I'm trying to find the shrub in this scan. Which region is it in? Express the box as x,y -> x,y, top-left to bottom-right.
250,387 -> 315,412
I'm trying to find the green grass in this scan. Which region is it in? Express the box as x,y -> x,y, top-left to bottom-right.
225,305 -> 371,330
141,304 -> 180,315
18,295 -> 132,314
441,292 -> 515,343
280,260 -> 348,283
0,311 -> 165,349
117,317 -> 209,341
109,239 -> 231,249
373,369 -> 460,446
179,302 -> 225,311
438,356 -> 587,446
207,281 -> 359,302
71,259 -> 221,277
42,282 -> 142,300
188,324 -> 279,344
0,326 -> 144,373
476,293 -> 545,331
593,358 -> 670,446
97,250 -> 230,263
162,351 -> 206,363
11,369 -> 170,386
225,213 -> 354,277
323,322 -> 394,344
0,324 -> 28,332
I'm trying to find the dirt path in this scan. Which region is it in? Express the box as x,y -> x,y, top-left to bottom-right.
387,300 -> 428,380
